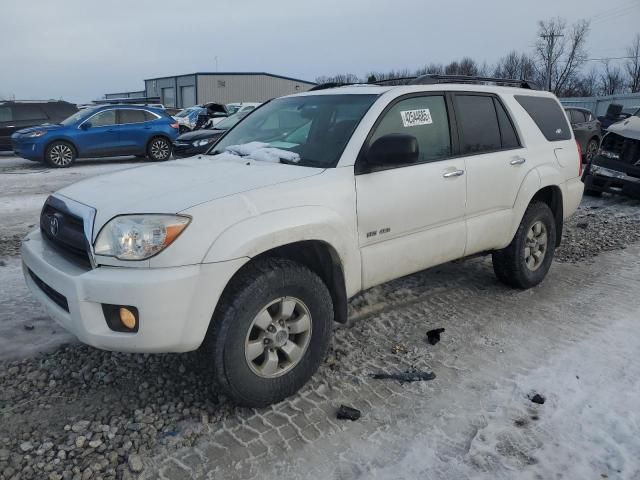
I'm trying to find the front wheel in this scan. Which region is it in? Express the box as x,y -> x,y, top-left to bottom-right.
585,138 -> 599,163
147,137 -> 172,161
204,258 -> 333,407
492,202 -> 556,289
45,141 -> 76,168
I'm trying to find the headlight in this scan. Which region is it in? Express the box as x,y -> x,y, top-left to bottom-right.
94,214 -> 191,260
193,138 -> 214,147
25,130 -> 47,138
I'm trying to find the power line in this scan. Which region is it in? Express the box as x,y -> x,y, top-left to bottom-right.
585,56 -> 637,61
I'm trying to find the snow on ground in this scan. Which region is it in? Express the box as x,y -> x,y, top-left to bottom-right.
1,152 -> 640,479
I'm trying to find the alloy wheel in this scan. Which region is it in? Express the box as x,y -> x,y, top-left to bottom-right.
244,297 -> 312,378
586,140 -> 598,162
49,144 -> 73,166
150,139 -> 170,160
524,221 -> 548,271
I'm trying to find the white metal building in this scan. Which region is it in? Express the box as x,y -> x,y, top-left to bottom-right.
106,72 -> 316,109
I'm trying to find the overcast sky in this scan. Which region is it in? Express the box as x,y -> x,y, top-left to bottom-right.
1,0 -> 638,102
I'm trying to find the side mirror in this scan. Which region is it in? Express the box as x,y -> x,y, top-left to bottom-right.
366,134 -> 419,168
80,122 -> 91,130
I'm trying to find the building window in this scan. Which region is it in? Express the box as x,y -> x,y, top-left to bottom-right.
217,80 -> 226,88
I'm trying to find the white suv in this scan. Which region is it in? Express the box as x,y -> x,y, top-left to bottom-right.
21,77 -> 584,406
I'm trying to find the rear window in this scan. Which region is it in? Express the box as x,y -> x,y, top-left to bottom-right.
14,104 -> 49,122
515,95 -> 571,141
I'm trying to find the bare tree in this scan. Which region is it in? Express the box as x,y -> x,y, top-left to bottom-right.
599,60 -> 626,95
315,73 -> 360,85
494,51 -> 537,80
625,33 -> 640,92
534,17 -> 590,94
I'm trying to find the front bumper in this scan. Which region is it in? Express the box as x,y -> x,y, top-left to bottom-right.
21,229 -> 247,353
584,164 -> 640,198
12,138 -> 45,160
172,141 -> 209,159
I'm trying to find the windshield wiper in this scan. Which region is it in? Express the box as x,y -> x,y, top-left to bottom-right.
280,158 -> 326,168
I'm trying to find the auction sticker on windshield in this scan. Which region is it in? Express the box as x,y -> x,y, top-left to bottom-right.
400,109 -> 433,127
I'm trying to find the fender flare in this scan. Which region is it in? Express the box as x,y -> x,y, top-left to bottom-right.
203,206 -> 362,297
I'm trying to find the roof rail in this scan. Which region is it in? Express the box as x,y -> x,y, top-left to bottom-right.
0,99 -> 72,103
408,74 -> 539,90
308,82 -> 350,91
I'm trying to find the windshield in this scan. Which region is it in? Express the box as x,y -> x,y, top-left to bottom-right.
60,108 -> 97,126
214,111 -> 250,130
210,94 -> 378,167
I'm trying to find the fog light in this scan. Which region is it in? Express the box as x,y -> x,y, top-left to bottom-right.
102,304 -> 139,332
119,307 -> 137,329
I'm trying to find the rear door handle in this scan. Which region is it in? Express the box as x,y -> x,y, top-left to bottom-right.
443,169 -> 465,178
510,156 -> 526,165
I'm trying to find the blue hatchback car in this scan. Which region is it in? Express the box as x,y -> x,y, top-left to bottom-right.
11,105 -> 179,167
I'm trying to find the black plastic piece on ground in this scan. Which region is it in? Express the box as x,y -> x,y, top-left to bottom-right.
529,393 -> 546,404
426,328 -> 445,345
336,405 -> 361,421
370,370 -> 436,383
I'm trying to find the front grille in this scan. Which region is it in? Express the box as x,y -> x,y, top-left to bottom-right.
28,269 -> 69,312
40,200 -> 92,268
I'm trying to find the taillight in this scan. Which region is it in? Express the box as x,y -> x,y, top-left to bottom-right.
576,140 -> 583,176
170,123 -> 179,129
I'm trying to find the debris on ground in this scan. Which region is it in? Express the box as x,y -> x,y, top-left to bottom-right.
576,222 -> 589,229
23,324 -> 34,331
391,343 -> 407,354
371,370 -> 436,383
336,405 -> 361,421
426,328 -> 445,345
529,393 -> 546,404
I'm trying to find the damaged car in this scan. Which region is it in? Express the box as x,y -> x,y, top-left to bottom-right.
173,102 -> 228,133
583,116 -> 640,198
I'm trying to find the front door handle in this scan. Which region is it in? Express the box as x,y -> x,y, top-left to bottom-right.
443,169 -> 465,178
510,156 -> 526,165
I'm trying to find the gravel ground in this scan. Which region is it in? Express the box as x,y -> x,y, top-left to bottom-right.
556,195 -> 640,263
1,155 -> 640,479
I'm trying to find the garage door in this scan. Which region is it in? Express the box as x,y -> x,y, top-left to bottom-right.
181,86 -> 196,108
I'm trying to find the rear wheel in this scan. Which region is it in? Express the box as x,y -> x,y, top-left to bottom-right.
204,258 -> 333,407
492,202 -> 556,289
45,141 -> 76,168
147,137 -> 171,161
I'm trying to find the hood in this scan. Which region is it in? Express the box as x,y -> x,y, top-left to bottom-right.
608,116 -> 640,140
176,129 -> 224,141
15,124 -> 64,135
57,154 -> 324,229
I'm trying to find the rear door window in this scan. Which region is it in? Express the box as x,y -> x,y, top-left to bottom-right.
515,95 -> 572,141
494,99 -> 520,149
118,109 -> 147,124
143,111 -> 158,122
455,95 -> 501,154
0,106 -> 12,122
14,105 -> 49,122
568,109 -> 586,124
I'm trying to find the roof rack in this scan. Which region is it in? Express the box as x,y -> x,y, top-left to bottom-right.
408,74 -> 539,89
308,74 -> 539,92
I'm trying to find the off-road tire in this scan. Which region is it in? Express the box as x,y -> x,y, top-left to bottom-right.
204,257 -> 333,407
492,201 -> 556,289
45,141 -> 76,168
146,136 -> 172,161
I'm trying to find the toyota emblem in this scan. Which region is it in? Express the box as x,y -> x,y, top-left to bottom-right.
49,216 -> 59,237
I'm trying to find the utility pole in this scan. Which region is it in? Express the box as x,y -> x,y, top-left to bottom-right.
540,33 -> 564,92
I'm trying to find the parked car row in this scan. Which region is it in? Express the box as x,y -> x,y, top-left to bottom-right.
4,98 -> 262,166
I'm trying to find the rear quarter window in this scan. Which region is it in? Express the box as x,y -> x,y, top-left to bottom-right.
515,95 -> 572,141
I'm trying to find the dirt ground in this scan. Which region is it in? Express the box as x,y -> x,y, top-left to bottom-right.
1,153 -> 639,480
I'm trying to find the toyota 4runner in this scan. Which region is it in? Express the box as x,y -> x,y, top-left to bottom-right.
21,76 -> 584,407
